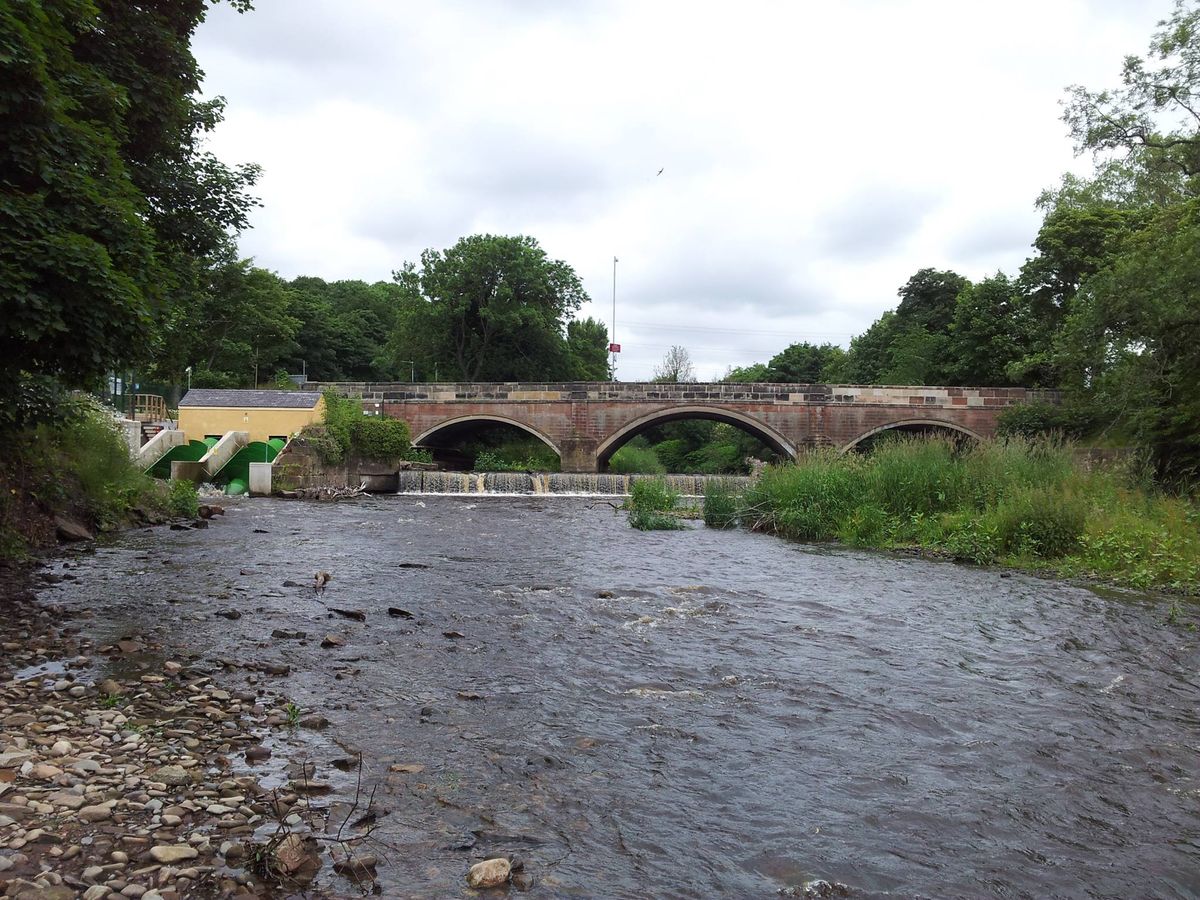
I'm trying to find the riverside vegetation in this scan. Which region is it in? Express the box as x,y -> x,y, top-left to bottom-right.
693,437 -> 1200,595
0,396 -> 198,561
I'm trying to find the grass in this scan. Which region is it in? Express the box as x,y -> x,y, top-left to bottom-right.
626,476 -> 687,530
285,701 -> 301,727
705,435 -> 1200,595
0,396 -> 178,559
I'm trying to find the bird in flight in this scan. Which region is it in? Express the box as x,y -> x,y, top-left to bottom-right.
657,167 -> 664,176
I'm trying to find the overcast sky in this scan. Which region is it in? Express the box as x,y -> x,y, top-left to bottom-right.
194,0 -> 1168,380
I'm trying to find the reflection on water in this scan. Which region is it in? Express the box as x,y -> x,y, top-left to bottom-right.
42,496 -> 1200,898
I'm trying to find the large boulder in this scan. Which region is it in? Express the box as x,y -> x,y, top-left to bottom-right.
54,515 -> 92,542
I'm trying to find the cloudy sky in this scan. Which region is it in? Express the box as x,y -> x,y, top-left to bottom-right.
194,0 -> 1167,380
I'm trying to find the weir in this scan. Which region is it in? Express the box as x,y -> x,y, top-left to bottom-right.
395,471 -> 753,496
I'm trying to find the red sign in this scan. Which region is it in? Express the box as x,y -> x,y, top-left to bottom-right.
609,343 -> 621,353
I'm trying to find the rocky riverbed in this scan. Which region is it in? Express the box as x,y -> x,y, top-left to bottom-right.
0,553 -> 382,899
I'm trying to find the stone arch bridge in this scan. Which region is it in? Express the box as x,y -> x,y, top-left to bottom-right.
304,382 -> 1055,473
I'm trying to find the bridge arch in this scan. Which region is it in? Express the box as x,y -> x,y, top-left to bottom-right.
413,414 -> 562,457
840,418 -> 984,452
595,405 -> 797,469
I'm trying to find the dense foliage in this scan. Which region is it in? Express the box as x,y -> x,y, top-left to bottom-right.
388,234 -> 599,382
0,396 -> 178,558
703,437 -> 1200,593
0,0 -> 259,423
626,477 -> 687,531
306,392 -> 412,465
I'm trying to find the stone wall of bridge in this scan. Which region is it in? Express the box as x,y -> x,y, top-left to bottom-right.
303,382 -> 1057,473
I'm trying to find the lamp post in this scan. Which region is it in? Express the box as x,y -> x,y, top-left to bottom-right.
184,366 -> 192,391
611,256 -> 618,381
399,360 -> 415,382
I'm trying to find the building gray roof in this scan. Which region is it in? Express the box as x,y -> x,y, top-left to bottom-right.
179,389 -> 321,409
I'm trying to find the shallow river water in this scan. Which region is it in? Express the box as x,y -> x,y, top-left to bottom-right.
41,496 -> 1200,898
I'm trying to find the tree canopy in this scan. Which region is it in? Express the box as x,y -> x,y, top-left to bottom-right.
0,0 -> 258,425
390,234 -> 589,382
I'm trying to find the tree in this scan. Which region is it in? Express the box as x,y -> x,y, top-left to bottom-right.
284,277 -> 401,381
392,235 -> 587,381
949,274 -> 1028,386
723,362 -> 772,383
895,268 -> 969,334
169,260 -> 299,387
653,346 -> 696,383
1057,199 -> 1200,479
565,317 -> 611,380
765,341 -> 846,383
0,0 -> 258,423
1063,1 -> 1200,187
840,312 -> 899,383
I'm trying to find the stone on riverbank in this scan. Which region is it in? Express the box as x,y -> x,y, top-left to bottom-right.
149,845 -> 198,864
467,857 -> 512,888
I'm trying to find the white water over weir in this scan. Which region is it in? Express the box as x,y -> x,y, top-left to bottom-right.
395,471 -> 753,496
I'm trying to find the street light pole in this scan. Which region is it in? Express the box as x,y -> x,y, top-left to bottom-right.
611,256 -> 618,381
399,360 -> 415,382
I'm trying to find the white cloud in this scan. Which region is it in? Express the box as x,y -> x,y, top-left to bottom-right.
194,0 -> 1169,379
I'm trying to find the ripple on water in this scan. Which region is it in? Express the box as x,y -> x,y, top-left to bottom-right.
34,495 -> 1200,898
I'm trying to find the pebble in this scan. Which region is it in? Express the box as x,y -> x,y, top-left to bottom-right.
78,803 -> 113,823
0,582 -> 366,898
149,844 -> 199,864
467,857 -> 512,888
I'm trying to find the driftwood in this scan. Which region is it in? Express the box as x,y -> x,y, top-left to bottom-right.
278,483 -> 367,502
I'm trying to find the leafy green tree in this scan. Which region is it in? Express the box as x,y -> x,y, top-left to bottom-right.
723,362 -> 772,382
565,317 -> 611,380
0,0 -> 257,422
285,277 -> 400,381
895,268 -> 970,334
1058,199 -> 1200,478
949,274 -> 1028,386
170,260 -> 299,387
391,235 -> 587,381
766,341 -> 846,383
1063,1 -> 1200,189
840,312 -> 900,383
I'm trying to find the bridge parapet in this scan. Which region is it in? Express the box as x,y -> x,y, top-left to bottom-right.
304,381 -> 1059,409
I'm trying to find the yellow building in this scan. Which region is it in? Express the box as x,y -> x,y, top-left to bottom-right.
178,389 -> 326,443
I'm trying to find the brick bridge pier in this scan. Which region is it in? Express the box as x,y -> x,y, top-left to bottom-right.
303,382 -> 1055,473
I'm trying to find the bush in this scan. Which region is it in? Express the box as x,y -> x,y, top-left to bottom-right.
993,488 -> 1088,559
319,392 -> 359,463
609,444 -> 665,474
1,396 -> 171,557
997,401 -> 1098,441
939,513 -> 1001,564
351,416 -> 410,461
837,504 -> 893,547
627,476 -> 686,530
166,479 -> 199,518
308,393 -> 412,464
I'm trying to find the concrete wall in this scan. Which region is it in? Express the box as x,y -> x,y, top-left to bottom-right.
178,396 -> 325,444
198,431 -> 248,480
135,429 -> 186,469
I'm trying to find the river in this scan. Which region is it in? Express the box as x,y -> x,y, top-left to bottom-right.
39,496 -> 1200,898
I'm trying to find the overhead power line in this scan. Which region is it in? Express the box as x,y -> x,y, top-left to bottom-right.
620,318 -> 854,339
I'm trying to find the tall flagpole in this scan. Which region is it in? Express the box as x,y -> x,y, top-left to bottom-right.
611,256 -> 618,381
